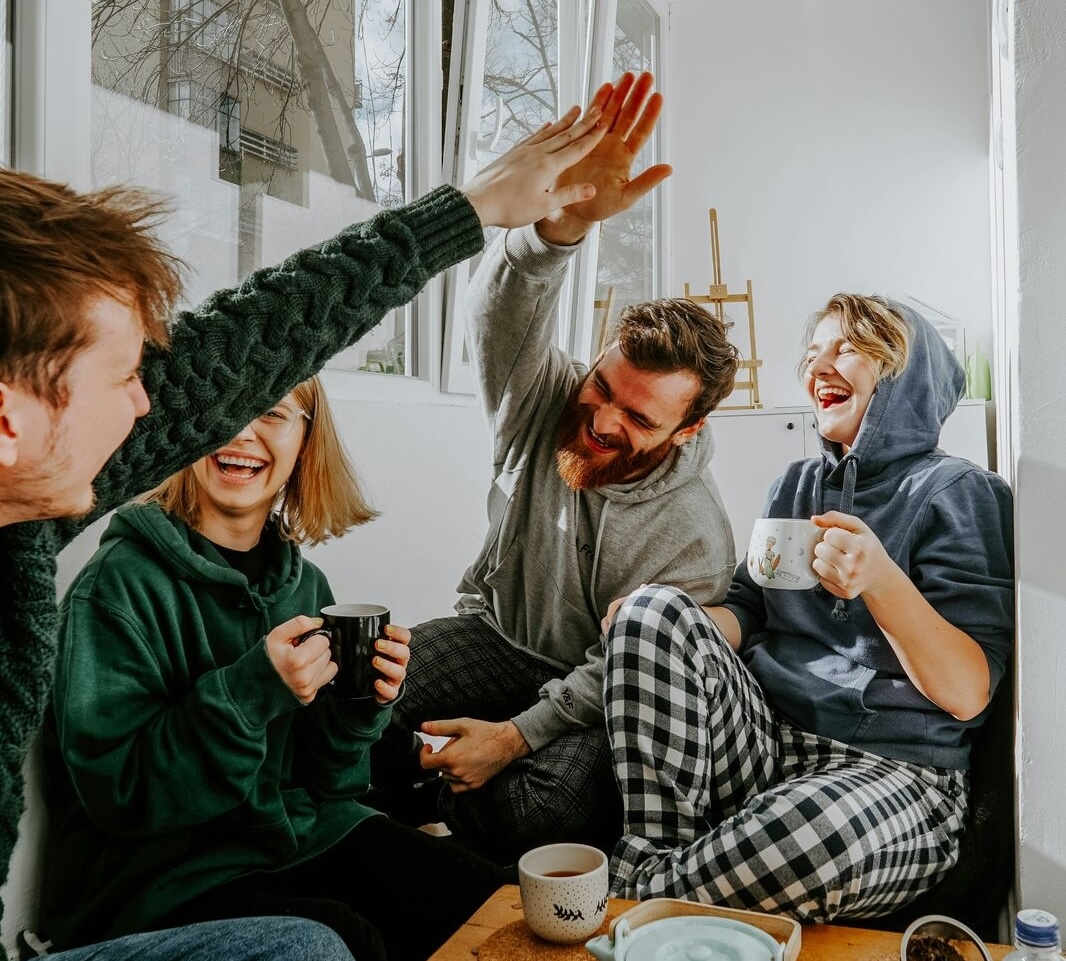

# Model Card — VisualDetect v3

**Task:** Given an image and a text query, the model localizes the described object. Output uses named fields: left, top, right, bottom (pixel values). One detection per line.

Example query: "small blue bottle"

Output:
left=1003, top=909, right=1061, bottom=960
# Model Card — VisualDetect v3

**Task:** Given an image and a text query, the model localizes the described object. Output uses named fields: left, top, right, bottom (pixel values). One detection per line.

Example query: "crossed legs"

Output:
left=604, top=585, right=968, bottom=921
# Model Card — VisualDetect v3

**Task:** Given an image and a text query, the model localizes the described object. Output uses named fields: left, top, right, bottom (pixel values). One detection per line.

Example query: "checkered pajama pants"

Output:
left=604, top=585, right=968, bottom=921
left=385, top=615, right=621, bottom=863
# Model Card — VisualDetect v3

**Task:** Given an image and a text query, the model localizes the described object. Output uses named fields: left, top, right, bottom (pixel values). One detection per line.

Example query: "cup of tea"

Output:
left=746, top=517, right=821, bottom=590
left=518, top=842, right=609, bottom=944
left=310, top=603, right=390, bottom=699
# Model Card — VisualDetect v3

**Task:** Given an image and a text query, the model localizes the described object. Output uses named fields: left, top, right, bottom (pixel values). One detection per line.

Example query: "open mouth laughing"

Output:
left=584, top=423, right=624, bottom=455
left=212, top=453, right=267, bottom=480
left=816, top=385, right=852, bottom=410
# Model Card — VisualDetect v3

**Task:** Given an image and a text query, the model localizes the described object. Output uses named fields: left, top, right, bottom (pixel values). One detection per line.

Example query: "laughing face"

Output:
left=191, top=391, right=308, bottom=537
left=554, top=346, right=703, bottom=490
left=804, top=313, right=881, bottom=450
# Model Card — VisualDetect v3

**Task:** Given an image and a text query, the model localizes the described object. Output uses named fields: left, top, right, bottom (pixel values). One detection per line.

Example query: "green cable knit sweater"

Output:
left=0, top=184, right=483, bottom=911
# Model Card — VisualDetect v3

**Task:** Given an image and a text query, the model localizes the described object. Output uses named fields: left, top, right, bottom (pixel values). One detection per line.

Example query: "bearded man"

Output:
left=369, top=73, right=740, bottom=863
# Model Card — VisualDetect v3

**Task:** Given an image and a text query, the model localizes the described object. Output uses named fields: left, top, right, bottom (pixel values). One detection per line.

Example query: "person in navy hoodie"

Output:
left=600, top=293, right=1014, bottom=921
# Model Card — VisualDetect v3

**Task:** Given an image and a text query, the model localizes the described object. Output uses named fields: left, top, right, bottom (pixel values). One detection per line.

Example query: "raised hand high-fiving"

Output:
left=537, top=71, right=673, bottom=245
left=460, top=100, right=608, bottom=229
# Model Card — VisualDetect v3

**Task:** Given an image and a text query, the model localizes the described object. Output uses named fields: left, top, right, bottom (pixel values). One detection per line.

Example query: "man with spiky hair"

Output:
left=0, top=89, right=610, bottom=960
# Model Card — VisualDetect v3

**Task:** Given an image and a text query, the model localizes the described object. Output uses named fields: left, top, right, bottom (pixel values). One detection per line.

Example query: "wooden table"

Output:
left=429, top=885, right=1012, bottom=960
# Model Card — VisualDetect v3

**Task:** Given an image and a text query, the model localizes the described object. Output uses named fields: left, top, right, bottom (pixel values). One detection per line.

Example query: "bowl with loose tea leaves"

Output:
left=900, top=915, right=993, bottom=961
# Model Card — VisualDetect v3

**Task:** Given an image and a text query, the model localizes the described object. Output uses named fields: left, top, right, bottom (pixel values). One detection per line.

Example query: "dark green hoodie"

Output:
left=0, top=184, right=480, bottom=916
left=42, top=504, right=388, bottom=949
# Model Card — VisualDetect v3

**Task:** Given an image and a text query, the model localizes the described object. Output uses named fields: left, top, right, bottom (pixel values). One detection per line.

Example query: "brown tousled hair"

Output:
left=610, top=298, right=740, bottom=426
left=139, top=376, right=378, bottom=546
left=0, top=168, right=184, bottom=405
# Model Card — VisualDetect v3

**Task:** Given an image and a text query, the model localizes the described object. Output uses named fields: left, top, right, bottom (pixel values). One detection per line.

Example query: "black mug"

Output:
left=308, top=603, right=390, bottom=699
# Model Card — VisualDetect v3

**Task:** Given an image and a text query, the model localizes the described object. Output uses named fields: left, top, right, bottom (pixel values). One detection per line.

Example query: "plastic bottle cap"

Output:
left=1016, top=909, right=1060, bottom=948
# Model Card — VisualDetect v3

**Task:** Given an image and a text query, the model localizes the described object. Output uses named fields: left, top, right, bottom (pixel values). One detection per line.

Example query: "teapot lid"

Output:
left=591, top=915, right=782, bottom=961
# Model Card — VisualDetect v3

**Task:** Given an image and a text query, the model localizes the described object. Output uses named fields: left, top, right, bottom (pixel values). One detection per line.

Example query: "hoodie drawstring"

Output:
left=828, top=457, right=859, bottom=623
left=589, top=497, right=609, bottom=615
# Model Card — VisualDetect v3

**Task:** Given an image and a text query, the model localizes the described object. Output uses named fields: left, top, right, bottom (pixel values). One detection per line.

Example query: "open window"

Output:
left=564, top=0, right=665, bottom=367
left=440, top=0, right=664, bottom=393
left=15, top=0, right=663, bottom=395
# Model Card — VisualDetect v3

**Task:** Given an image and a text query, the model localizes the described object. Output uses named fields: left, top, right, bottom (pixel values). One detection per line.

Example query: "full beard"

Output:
left=553, top=389, right=675, bottom=491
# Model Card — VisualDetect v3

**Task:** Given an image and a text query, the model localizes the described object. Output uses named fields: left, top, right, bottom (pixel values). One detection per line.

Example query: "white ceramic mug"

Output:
left=746, top=518, right=821, bottom=590
left=518, top=842, right=609, bottom=944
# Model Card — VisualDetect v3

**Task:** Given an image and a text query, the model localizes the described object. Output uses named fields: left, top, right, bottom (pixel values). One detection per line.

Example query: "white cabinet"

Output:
left=707, top=400, right=991, bottom=559
left=708, top=411, right=811, bottom=560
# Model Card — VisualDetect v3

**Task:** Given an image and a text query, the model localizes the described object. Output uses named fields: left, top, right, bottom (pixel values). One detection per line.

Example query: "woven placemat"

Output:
left=475, top=915, right=615, bottom=961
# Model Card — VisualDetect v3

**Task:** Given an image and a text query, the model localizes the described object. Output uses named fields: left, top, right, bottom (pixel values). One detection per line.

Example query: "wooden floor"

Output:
left=429, top=884, right=1012, bottom=961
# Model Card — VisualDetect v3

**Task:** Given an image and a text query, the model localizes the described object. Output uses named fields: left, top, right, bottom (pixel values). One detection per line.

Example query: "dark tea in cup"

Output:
left=518, top=842, right=609, bottom=943
left=313, top=603, right=390, bottom=699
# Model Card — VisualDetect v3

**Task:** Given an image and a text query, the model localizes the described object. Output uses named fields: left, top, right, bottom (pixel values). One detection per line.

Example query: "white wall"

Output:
left=302, top=392, right=491, bottom=628
left=1012, top=0, right=1066, bottom=921
left=664, top=0, right=992, bottom=409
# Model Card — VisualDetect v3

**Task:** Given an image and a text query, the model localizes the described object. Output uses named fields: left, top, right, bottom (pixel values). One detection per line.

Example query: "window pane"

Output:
left=475, top=0, right=561, bottom=263
left=440, top=0, right=575, bottom=390
left=482, top=0, right=558, bottom=161
left=595, top=0, right=661, bottom=337
left=90, top=0, right=412, bottom=377
left=353, top=2, right=407, bottom=209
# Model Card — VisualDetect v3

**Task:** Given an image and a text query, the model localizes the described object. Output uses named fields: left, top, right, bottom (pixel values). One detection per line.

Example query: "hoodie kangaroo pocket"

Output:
left=484, top=535, right=590, bottom=624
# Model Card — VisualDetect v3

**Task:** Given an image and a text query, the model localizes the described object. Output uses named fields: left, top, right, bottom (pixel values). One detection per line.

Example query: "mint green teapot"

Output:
left=585, top=899, right=800, bottom=961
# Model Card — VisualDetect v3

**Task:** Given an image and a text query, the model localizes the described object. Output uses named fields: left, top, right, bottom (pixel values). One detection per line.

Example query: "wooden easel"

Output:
left=682, top=208, right=762, bottom=410
left=593, top=286, right=617, bottom=355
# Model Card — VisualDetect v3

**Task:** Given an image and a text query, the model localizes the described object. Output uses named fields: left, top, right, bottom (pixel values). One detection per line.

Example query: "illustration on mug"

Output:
left=755, top=535, right=781, bottom=580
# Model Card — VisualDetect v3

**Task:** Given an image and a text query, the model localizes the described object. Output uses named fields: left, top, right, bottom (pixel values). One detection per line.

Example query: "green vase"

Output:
left=965, top=345, right=992, bottom=400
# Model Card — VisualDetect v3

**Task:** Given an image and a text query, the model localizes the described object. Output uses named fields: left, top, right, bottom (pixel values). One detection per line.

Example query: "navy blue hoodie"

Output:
left=724, top=301, right=1014, bottom=769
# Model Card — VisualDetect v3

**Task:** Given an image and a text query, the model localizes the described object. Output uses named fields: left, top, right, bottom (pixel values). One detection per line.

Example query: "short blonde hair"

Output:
left=799, top=293, right=910, bottom=380
left=139, top=375, right=377, bottom=546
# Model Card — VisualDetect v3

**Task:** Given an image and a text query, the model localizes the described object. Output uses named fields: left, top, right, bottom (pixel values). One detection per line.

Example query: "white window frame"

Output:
left=565, top=0, right=667, bottom=362
left=441, top=0, right=596, bottom=394
left=11, top=0, right=664, bottom=403
left=439, top=0, right=490, bottom=395
left=561, top=0, right=617, bottom=364
left=440, top=0, right=665, bottom=394
left=404, top=1, right=446, bottom=391
left=1, top=0, right=12, bottom=167
left=13, top=0, right=92, bottom=188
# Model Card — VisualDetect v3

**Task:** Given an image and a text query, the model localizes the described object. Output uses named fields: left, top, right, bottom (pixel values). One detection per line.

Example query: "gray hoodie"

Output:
left=724, top=300, right=1014, bottom=769
left=457, top=226, right=736, bottom=751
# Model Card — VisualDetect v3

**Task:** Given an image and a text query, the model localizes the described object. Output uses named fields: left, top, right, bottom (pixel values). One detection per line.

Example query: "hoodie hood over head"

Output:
left=724, top=299, right=1014, bottom=770
left=819, top=298, right=967, bottom=513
